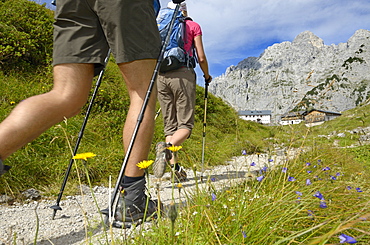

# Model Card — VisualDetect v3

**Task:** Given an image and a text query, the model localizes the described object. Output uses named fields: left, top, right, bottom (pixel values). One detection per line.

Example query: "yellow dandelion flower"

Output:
left=10, top=101, right=15, bottom=105
left=177, top=183, right=183, bottom=188
left=73, top=152, right=96, bottom=161
left=167, top=145, right=182, bottom=152
left=136, top=160, right=154, bottom=170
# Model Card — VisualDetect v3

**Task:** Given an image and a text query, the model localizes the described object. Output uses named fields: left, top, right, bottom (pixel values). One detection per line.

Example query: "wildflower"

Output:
left=241, top=150, right=247, bottom=155
left=211, top=177, right=216, bottom=182
left=306, top=179, right=312, bottom=185
left=306, top=162, right=311, bottom=166
left=346, top=186, right=352, bottom=190
left=307, top=210, right=314, bottom=216
left=256, top=175, right=264, bottom=182
left=288, top=176, right=296, bottom=182
left=211, top=193, right=217, bottom=201
left=313, top=191, right=324, bottom=200
left=268, top=159, right=273, bottom=162
left=356, top=188, right=363, bottom=192
left=10, top=101, right=16, bottom=105
left=282, top=167, right=287, bottom=173
left=322, top=167, right=330, bottom=171
left=336, top=172, right=341, bottom=176
left=136, top=160, right=154, bottom=169
left=319, top=201, right=327, bottom=208
left=330, top=176, right=337, bottom=180
left=338, top=233, right=357, bottom=244
left=177, top=183, right=183, bottom=188
left=73, top=152, right=96, bottom=161
left=242, top=230, right=247, bottom=238
left=307, top=170, right=312, bottom=174
left=262, top=166, right=268, bottom=172
left=250, top=162, right=256, bottom=166
left=167, top=145, right=182, bottom=152
left=295, top=191, right=302, bottom=196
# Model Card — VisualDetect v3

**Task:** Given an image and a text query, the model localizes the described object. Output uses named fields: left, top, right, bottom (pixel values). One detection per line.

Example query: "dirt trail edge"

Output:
left=0, top=153, right=287, bottom=245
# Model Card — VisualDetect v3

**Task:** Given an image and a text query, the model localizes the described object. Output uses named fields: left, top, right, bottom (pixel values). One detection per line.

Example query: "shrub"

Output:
left=0, top=0, right=54, bottom=72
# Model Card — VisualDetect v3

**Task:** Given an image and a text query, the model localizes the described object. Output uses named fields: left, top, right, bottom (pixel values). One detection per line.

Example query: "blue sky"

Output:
left=33, top=0, right=370, bottom=85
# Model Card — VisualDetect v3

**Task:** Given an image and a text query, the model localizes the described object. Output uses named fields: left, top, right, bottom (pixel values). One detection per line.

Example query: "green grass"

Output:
left=1, top=60, right=370, bottom=244
left=0, top=60, right=270, bottom=196
left=138, top=123, right=370, bottom=244
left=1, top=2, right=369, bottom=243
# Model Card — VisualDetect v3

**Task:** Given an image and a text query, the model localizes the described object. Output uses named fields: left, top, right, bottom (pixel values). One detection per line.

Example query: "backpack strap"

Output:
left=182, top=19, right=198, bottom=69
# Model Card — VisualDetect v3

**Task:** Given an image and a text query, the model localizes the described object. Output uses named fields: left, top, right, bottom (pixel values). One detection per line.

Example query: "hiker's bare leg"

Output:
left=119, top=59, right=156, bottom=177
left=165, top=128, right=191, bottom=165
left=0, top=64, right=94, bottom=160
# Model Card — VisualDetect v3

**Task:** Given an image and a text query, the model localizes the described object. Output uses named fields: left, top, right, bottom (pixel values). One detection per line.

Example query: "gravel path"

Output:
left=0, top=154, right=286, bottom=245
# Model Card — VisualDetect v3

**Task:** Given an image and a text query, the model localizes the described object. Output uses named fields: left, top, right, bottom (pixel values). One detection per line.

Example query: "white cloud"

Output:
left=160, top=0, right=370, bottom=77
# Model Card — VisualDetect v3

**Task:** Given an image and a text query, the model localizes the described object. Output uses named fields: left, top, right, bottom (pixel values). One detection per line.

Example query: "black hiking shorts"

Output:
left=52, top=0, right=161, bottom=76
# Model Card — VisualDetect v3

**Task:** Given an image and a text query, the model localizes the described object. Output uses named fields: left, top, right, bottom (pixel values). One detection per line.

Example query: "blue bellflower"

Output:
left=319, top=201, right=327, bottom=208
left=211, top=193, right=216, bottom=201
left=256, top=175, right=264, bottom=182
left=313, top=191, right=324, bottom=200
left=288, top=176, right=296, bottom=181
left=338, top=233, right=357, bottom=243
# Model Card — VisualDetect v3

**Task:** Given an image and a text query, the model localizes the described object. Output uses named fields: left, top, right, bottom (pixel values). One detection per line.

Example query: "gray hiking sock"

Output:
left=121, top=175, right=145, bottom=187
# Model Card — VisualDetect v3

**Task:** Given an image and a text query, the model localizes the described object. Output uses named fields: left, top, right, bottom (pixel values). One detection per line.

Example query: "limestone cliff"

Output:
left=209, top=29, right=370, bottom=122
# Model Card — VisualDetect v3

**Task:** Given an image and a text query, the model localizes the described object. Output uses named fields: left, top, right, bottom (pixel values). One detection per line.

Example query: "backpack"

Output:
left=157, top=8, right=196, bottom=72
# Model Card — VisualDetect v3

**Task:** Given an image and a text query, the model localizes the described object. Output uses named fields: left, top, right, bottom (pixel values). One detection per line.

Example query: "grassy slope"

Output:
left=0, top=60, right=272, bottom=196
left=141, top=102, right=370, bottom=245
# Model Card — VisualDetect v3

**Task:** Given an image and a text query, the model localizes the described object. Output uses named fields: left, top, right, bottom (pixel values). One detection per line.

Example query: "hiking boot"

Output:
left=0, top=159, right=11, bottom=177
left=171, top=164, right=187, bottom=183
left=115, top=178, right=162, bottom=224
left=153, top=142, right=172, bottom=178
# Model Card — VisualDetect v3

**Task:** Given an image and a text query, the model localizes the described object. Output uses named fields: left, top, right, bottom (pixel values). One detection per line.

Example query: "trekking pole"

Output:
left=50, top=49, right=111, bottom=220
left=200, top=80, right=210, bottom=182
left=103, top=3, right=182, bottom=227
left=154, top=107, right=161, bottom=120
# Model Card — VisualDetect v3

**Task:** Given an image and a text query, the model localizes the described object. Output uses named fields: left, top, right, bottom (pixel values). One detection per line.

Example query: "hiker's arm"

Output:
left=194, top=35, right=212, bottom=83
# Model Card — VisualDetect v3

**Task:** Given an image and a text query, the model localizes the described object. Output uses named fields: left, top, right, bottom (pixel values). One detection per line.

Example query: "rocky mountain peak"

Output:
left=292, top=30, right=324, bottom=48
left=209, top=29, right=370, bottom=123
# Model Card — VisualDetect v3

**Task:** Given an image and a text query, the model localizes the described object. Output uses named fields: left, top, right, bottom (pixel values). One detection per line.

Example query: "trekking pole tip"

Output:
left=50, top=205, right=62, bottom=220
